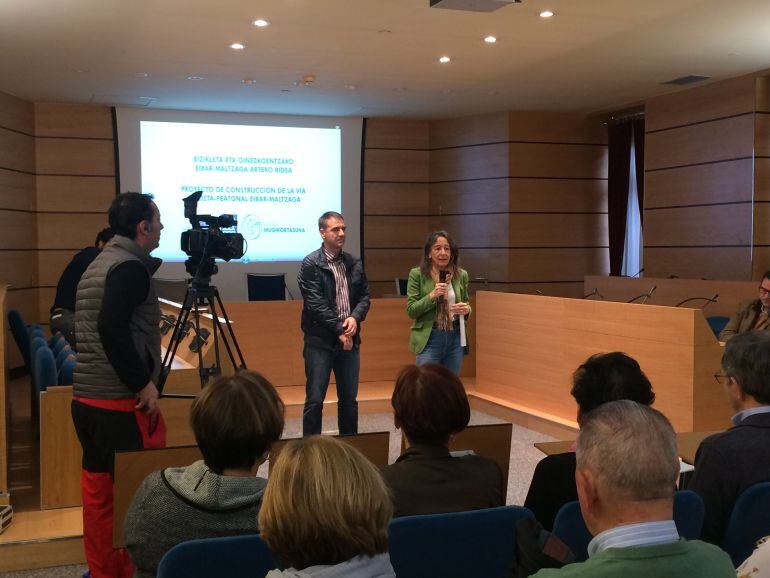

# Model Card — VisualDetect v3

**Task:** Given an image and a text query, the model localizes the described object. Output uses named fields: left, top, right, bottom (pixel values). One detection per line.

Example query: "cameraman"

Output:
left=49, top=227, right=114, bottom=347
left=71, top=192, right=166, bottom=578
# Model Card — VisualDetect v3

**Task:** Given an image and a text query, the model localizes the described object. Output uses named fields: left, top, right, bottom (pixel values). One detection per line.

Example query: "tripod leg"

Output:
left=212, top=288, right=247, bottom=369
left=158, top=287, right=194, bottom=392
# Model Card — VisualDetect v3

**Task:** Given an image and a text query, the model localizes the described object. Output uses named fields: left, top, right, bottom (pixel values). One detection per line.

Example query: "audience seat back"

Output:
left=553, top=491, right=705, bottom=562
left=8, top=309, right=31, bottom=369
left=58, top=355, right=76, bottom=386
left=388, top=505, right=534, bottom=578
left=722, top=482, right=770, bottom=566
left=34, top=345, right=58, bottom=393
left=156, top=534, right=277, bottom=578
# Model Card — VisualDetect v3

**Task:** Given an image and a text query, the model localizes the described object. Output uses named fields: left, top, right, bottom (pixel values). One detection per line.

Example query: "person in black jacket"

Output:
left=49, top=227, right=114, bottom=346
left=298, top=211, right=370, bottom=436
left=688, top=331, right=770, bottom=543
left=523, top=352, right=655, bottom=531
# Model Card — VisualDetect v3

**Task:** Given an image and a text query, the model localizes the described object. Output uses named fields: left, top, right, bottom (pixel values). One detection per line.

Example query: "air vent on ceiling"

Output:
left=661, top=75, right=711, bottom=86
left=430, top=0, right=521, bottom=12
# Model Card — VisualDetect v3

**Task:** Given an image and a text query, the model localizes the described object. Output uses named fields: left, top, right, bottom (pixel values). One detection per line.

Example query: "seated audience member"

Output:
left=719, top=272, right=770, bottom=341
left=50, top=227, right=114, bottom=346
left=532, top=401, right=734, bottom=578
left=124, top=371, right=285, bottom=578
left=260, top=436, right=396, bottom=577
left=380, top=363, right=503, bottom=517
left=524, top=352, right=655, bottom=530
left=688, top=330, right=770, bottom=544
left=737, top=537, right=770, bottom=577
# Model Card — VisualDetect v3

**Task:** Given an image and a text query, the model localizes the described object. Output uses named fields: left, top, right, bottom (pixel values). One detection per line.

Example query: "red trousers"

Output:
left=72, top=397, right=166, bottom=578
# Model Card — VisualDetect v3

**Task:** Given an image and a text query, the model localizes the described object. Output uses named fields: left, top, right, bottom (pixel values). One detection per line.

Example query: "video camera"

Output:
left=181, top=191, right=245, bottom=283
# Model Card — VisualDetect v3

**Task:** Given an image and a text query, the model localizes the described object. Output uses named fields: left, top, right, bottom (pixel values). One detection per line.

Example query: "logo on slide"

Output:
left=240, top=214, right=262, bottom=240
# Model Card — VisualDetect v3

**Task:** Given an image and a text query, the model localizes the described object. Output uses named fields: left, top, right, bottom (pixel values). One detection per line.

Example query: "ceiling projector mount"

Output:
left=430, top=0, right=521, bottom=12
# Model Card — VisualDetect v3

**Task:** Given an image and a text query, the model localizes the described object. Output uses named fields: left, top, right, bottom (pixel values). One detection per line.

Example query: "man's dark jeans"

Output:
left=302, top=343, right=360, bottom=436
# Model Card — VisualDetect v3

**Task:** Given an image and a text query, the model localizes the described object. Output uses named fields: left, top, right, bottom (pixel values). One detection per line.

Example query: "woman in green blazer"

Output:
left=406, top=230, right=471, bottom=375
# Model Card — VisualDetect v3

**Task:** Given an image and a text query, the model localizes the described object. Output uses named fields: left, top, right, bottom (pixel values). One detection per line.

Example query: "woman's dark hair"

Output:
left=570, top=352, right=655, bottom=425
left=419, top=230, right=460, bottom=277
left=190, top=371, right=285, bottom=473
left=392, top=363, right=470, bottom=445
left=108, top=192, right=155, bottom=239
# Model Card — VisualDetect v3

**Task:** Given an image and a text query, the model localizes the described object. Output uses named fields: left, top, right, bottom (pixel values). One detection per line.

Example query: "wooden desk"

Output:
left=584, top=276, right=756, bottom=320
left=476, top=291, right=732, bottom=432
left=535, top=430, right=720, bottom=464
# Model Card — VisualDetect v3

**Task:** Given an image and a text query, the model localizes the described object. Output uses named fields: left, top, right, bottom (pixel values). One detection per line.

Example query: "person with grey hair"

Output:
left=532, top=401, right=734, bottom=577
left=688, top=330, right=770, bottom=543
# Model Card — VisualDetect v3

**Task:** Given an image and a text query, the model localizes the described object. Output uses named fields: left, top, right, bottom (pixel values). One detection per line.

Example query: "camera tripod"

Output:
left=158, top=278, right=247, bottom=395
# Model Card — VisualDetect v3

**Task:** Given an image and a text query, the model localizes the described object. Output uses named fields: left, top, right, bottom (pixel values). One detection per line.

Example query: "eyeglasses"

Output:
left=759, top=286, right=770, bottom=296
left=713, top=373, right=730, bottom=386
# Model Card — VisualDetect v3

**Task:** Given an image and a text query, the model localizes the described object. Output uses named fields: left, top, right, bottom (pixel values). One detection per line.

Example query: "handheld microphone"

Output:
left=437, top=269, right=448, bottom=304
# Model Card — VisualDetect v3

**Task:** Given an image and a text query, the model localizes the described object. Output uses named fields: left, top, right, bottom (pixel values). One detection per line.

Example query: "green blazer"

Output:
left=406, top=267, right=471, bottom=354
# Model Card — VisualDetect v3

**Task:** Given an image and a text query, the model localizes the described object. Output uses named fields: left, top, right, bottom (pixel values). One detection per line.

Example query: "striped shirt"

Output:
left=323, top=246, right=351, bottom=321
left=587, top=520, right=680, bottom=558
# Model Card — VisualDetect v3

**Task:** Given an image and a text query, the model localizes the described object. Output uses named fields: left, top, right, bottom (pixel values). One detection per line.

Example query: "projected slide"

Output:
left=140, top=121, right=341, bottom=262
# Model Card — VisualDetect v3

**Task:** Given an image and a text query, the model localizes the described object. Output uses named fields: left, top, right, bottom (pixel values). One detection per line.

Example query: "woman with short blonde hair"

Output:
left=260, top=436, right=395, bottom=577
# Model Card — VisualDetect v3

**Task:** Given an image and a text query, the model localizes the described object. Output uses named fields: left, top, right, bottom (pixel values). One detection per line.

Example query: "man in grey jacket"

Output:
left=71, top=192, right=165, bottom=578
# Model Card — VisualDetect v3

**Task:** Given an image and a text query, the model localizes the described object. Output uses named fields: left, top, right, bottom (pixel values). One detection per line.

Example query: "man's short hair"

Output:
left=722, top=331, right=770, bottom=404
left=577, top=400, right=678, bottom=501
left=258, top=436, right=392, bottom=569
left=108, top=192, right=155, bottom=239
left=189, top=371, right=285, bottom=473
left=94, top=227, right=115, bottom=247
left=763, top=270, right=770, bottom=282
left=571, top=352, right=655, bottom=423
left=392, top=363, right=470, bottom=445
left=318, top=211, right=344, bottom=231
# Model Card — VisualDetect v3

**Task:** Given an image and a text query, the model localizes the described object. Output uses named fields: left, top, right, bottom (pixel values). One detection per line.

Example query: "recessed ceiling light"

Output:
left=187, top=75, right=204, bottom=81
left=281, top=89, right=291, bottom=93
left=230, top=43, right=246, bottom=50
left=378, top=29, right=392, bottom=34
left=252, top=19, right=270, bottom=27
left=345, top=84, right=357, bottom=91
left=484, top=35, right=497, bottom=44
left=241, top=78, right=257, bottom=85
left=539, top=10, right=554, bottom=18
left=134, top=72, right=149, bottom=78
left=439, top=56, right=451, bottom=64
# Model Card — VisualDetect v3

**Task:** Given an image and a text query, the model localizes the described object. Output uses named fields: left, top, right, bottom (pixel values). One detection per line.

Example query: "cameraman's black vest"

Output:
left=73, top=235, right=162, bottom=399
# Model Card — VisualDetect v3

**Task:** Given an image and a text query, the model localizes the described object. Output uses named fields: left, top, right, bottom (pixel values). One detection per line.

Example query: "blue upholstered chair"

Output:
left=553, top=491, right=705, bottom=562
left=51, top=332, right=67, bottom=356
left=58, top=355, right=76, bottom=385
left=55, top=345, right=74, bottom=370
left=156, top=534, right=277, bottom=578
left=706, top=315, right=730, bottom=339
left=33, top=345, right=58, bottom=394
left=388, top=506, right=534, bottom=578
left=722, top=482, right=770, bottom=566
left=8, top=309, right=31, bottom=370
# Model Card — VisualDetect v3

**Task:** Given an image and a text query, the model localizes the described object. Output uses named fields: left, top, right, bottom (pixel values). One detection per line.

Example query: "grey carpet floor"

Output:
left=2, top=409, right=555, bottom=577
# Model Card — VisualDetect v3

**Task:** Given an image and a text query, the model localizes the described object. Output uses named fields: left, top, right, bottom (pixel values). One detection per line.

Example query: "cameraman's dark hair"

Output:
left=318, top=211, right=344, bottom=231
left=94, top=227, right=115, bottom=247
left=722, top=331, right=770, bottom=404
left=108, top=192, right=155, bottom=239
left=571, top=352, right=655, bottom=425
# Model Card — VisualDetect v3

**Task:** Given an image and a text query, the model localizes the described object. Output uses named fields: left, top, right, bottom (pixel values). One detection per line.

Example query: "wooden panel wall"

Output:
left=428, top=111, right=608, bottom=297
left=0, top=94, right=114, bottom=368
left=754, top=77, right=770, bottom=278
left=0, top=92, right=37, bottom=367
left=363, top=118, right=430, bottom=297
left=34, top=103, right=114, bottom=325
left=644, top=75, right=757, bottom=279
